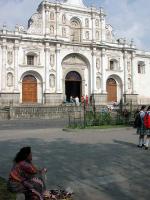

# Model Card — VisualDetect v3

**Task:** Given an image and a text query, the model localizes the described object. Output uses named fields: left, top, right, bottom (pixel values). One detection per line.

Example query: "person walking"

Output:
left=144, top=106, right=150, bottom=150
left=137, top=105, right=146, bottom=148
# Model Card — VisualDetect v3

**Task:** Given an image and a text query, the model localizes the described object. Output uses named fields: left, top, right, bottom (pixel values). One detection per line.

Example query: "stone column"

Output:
left=14, top=41, right=19, bottom=92
left=100, top=8, right=106, bottom=42
left=45, top=5, right=49, bottom=35
left=56, top=44, right=62, bottom=93
left=1, top=41, right=7, bottom=92
left=55, top=4, right=60, bottom=40
left=44, top=43, right=50, bottom=93
left=101, top=48, right=107, bottom=93
left=91, top=7, right=96, bottom=43
left=123, top=51, right=128, bottom=95
left=131, top=51, right=136, bottom=94
left=91, top=48, right=97, bottom=93
left=42, top=1, right=46, bottom=35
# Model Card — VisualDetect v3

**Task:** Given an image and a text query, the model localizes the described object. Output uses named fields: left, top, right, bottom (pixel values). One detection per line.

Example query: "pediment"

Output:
left=62, top=55, right=86, bottom=66
left=7, top=67, right=14, bottom=71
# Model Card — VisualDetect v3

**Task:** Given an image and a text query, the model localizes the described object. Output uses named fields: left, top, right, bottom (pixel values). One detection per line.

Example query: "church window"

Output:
left=85, top=18, right=89, bottom=28
left=138, top=61, right=145, bottom=74
left=7, top=72, right=13, bottom=87
left=70, top=18, right=81, bottom=42
left=110, top=59, right=118, bottom=70
left=27, top=55, right=34, bottom=65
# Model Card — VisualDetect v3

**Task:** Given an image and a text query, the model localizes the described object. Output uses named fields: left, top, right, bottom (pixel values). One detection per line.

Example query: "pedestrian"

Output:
left=137, top=105, right=146, bottom=148
left=144, top=106, right=150, bottom=150
left=75, top=96, right=80, bottom=106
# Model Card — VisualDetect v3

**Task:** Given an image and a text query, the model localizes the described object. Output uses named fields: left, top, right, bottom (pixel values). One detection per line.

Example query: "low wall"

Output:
left=9, top=105, right=83, bottom=120
left=0, top=110, right=10, bottom=120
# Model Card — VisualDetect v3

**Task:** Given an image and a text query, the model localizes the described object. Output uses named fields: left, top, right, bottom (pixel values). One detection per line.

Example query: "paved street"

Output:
left=0, top=120, right=149, bottom=200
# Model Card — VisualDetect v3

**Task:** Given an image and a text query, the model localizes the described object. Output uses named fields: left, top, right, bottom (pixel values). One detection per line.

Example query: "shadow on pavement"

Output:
left=0, top=138, right=150, bottom=200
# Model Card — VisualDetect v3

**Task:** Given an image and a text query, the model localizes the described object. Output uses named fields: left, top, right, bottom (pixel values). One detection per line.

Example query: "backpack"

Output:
left=134, top=113, right=142, bottom=128
left=143, top=112, right=150, bottom=128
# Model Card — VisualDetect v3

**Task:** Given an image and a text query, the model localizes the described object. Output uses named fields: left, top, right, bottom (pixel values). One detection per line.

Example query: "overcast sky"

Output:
left=0, top=0, right=149, bottom=51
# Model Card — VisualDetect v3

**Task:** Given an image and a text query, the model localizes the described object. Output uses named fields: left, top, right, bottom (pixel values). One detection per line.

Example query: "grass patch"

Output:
left=85, top=124, right=128, bottom=129
left=0, top=177, right=16, bottom=200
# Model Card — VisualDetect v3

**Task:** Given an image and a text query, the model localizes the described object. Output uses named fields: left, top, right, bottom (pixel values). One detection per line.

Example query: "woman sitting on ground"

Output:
left=7, top=146, right=51, bottom=200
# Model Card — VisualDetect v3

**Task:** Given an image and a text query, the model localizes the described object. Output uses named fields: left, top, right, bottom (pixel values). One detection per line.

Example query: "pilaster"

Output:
left=13, top=40, right=19, bottom=92
left=91, top=7, right=96, bottom=43
left=44, top=42, right=50, bottom=93
left=56, top=44, right=62, bottom=93
left=101, top=48, right=107, bottom=93
left=123, top=50, right=128, bottom=94
left=1, top=40, right=7, bottom=92
left=100, top=8, right=106, bottom=42
left=131, top=51, right=136, bottom=94
left=91, top=48, right=97, bottom=93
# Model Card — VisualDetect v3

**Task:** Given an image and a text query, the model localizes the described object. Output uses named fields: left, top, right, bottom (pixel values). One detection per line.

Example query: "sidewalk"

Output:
left=0, top=125, right=149, bottom=200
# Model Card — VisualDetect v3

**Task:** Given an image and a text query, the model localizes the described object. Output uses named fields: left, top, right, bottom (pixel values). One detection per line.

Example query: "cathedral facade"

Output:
left=0, top=0, right=150, bottom=106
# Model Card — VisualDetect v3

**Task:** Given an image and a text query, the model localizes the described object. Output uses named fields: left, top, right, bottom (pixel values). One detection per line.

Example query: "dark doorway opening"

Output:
left=65, top=71, right=82, bottom=102
left=65, top=81, right=81, bottom=102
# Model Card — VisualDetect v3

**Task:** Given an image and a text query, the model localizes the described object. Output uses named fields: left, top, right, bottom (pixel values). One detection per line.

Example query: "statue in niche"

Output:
left=62, top=14, right=66, bottom=24
left=85, top=18, right=89, bottom=27
left=127, top=61, right=131, bottom=72
left=96, top=31, right=99, bottom=40
left=96, top=58, right=100, bottom=70
left=50, top=54, right=55, bottom=66
left=50, top=25, right=54, bottom=35
left=128, top=78, right=131, bottom=89
left=7, top=72, right=13, bottom=87
left=96, top=77, right=101, bottom=89
left=62, top=27, right=66, bottom=37
left=95, top=19, right=99, bottom=27
left=50, top=12, right=54, bottom=20
left=50, top=74, right=55, bottom=88
left=85, top=31, right=89, bottom=40
left=7, top=51, right=13, bottom=65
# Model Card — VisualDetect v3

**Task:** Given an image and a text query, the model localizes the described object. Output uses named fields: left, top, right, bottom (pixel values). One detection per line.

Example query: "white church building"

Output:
left=0, top=0, right=150, bottom=106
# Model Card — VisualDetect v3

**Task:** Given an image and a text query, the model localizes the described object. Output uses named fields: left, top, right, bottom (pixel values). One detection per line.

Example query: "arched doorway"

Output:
left=107, top=78, right=117, bottom=102
left=65, top=71, right=81, bottom=102
left=22, top=75, right=37, bottom=103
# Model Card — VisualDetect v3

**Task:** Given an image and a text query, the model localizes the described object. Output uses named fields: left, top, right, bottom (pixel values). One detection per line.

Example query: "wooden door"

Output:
left=22, top=75, right=37, bottom=103
left=107, top=78, right=117, bottom=102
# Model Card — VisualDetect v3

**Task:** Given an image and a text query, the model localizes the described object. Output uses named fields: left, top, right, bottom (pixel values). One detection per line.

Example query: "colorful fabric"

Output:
left=8, top=160, right=45, bottom=200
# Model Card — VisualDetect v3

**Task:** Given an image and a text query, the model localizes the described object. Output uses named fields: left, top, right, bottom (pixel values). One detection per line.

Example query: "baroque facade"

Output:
left=0, top=0, right=150, bottom=106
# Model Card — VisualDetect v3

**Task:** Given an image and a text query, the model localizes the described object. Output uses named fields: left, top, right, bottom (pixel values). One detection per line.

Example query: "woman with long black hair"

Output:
left=7, top=146, right=48, bottom=200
